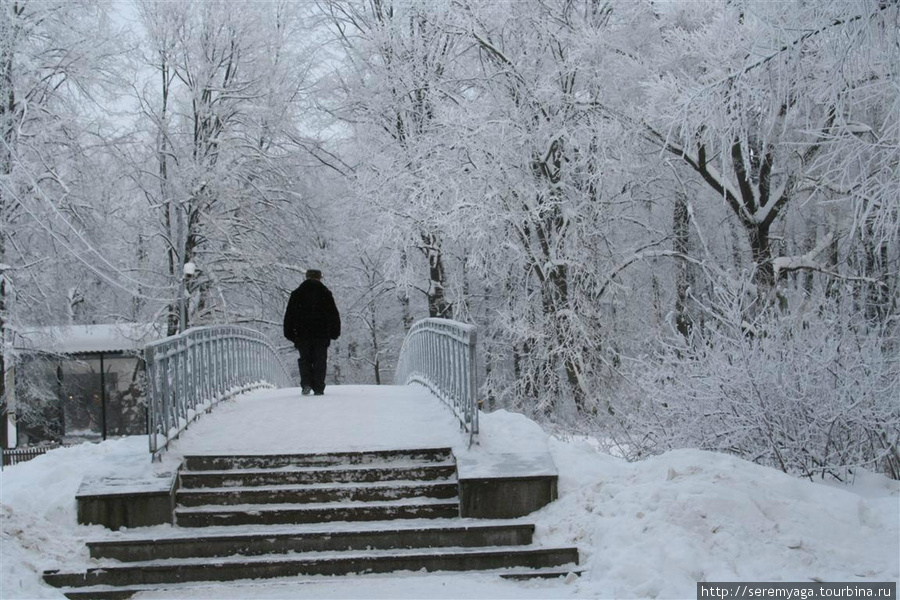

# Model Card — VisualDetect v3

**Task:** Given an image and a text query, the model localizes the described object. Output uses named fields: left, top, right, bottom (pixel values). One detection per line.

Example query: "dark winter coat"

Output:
left=283, top=279, right=341, bottom=345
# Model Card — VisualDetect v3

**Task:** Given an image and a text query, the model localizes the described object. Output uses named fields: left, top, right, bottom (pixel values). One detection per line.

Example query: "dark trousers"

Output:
left=296, top=338, right=329, bottom=394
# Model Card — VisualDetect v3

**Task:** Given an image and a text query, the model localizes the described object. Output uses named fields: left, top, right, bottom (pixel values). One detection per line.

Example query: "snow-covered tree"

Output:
left=1, top=0, right=122, bottom=445
left=133, top=0, right=324, bottom=335
left=321, top=0, right=470, bottom=320
left=613, top=0, right=898, bottom=306
left=595, top=0, right=900, bottom=478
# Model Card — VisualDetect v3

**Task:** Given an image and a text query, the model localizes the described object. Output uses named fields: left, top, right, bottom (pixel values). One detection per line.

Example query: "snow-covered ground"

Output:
left=1, top=385, right=898, bottom=599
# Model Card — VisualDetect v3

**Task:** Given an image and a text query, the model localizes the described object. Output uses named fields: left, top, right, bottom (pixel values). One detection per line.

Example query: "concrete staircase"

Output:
left=43, top=447, right=579, bottom=599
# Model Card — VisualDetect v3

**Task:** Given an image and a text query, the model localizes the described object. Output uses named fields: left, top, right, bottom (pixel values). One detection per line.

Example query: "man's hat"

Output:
left=306, top=269, right=323, bottom=280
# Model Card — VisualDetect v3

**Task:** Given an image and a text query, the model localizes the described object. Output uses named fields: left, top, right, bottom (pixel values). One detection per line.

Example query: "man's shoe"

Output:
left=302, top=386, right=312, bottom=396
left=313, top=391, right=324, bottom=396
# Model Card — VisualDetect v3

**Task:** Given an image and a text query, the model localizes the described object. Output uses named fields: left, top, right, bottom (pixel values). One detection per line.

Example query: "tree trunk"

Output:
left=131, top=235, right=147, bottom=320
left=673, top=192, right=693, bottom=337
left=749, top=222, right=775, bottom=291
left=398, top=250, right=414, bottom=330
left=545, top=264, right=585, bottom=414
left=156, top=55, right=180, bottom=336
left=369, top=299, right=381, bottom=384
left=0, top=268, right=7, bottom=449
left=1, top=10, right=17, bottom=449
left=864, top=221, right=890, bottom=322
left=421, top=232, right=451, bottom=318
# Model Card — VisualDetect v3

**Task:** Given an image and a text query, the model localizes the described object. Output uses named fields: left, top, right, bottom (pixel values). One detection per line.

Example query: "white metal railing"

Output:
left=395, top=318, right=479, bottom=444
left=144, top=325, right=291, bottom=458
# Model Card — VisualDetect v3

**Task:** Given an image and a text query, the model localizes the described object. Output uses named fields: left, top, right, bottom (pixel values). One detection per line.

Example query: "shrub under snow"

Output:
left=615, top=300, right=899, bottom=481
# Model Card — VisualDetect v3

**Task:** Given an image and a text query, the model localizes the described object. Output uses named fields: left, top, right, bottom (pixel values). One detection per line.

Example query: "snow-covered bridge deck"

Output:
left=166, top=384, right=466, bottom=459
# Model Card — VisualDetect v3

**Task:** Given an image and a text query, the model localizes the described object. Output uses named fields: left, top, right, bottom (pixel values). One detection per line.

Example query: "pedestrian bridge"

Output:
left=75, top=319, right=561, bottom=529
left=142, top=319, right=480, bottom=459
left=49, top=321, right=578, bottom=597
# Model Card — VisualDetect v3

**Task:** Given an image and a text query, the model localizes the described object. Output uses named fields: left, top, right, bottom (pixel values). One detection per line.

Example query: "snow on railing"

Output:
left=144, top=325, right=291, bottom=459
left=395, top=318, right=479, bottom=445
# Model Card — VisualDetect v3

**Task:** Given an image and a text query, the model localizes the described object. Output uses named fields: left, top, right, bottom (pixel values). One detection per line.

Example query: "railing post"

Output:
left=161, top=353, right=171, bottom=443
left=467, top=327, right=478, bottom=435
left=145, top=345, right=160, bottom=455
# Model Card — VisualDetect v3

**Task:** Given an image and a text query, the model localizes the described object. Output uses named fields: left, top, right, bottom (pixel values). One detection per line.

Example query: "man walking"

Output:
left=283, top=269, right=341, bottom=396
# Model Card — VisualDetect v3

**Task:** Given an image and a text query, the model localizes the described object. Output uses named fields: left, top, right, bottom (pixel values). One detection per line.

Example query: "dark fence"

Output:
left=1, top=445, right=72, bottom=467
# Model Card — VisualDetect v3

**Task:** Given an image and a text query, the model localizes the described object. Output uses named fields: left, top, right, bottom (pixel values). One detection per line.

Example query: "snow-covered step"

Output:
left=56, top=564, right=583, bottom=600
left=44, top=545, right=580, bottom=591
left=174, top=497, right=461, bottom=527
left=45, top=446, right=579, bottom=598
left=177, top=460, right=457, bottom=488
left=88, top=522, right=536, bottom=561
left=176, top=478, right=457, bottom=506
left=182, top=447, right=454, bottom=471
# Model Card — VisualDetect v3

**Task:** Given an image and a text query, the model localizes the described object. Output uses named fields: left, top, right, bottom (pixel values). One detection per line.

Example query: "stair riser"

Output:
left=62, top=591, right=134, bottom=600
left=176, top=482, right=457, bottom=506
left=175, top=503, right=459, bottom=527
left=46, top=548, right=579, bottom=588
left=184, top=449, right=454, bottom=471
left=179, top=466, right=457, bottom=489
left=89, top=525, right=535, bottom=562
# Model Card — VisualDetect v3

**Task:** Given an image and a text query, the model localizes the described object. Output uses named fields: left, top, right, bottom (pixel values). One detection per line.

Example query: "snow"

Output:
left=1, top=384, right=898, bottom=599
left=13, top=323, right=165, bottom=354
left=772, top=232, right=835, bottom=280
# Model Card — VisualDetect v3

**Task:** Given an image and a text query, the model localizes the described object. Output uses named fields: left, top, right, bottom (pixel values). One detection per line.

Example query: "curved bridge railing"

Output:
left=395, top=318, right=479, bottom=444
left=144, top=325, right=291, bottom=458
